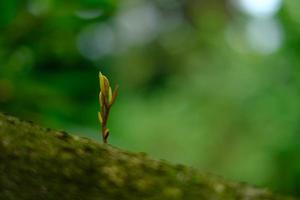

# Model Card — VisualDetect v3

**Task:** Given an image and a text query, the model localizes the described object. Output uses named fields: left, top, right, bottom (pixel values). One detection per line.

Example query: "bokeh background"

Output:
left=1, top=0, right=300, bottom=196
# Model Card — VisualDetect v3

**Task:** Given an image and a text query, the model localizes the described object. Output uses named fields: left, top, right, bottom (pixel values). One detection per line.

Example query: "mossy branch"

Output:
left=0, top=113, right=297, bottom=200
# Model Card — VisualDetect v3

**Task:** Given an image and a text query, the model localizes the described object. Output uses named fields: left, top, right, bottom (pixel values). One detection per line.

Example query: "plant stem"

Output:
left=101, top=107, right=111, bottom=144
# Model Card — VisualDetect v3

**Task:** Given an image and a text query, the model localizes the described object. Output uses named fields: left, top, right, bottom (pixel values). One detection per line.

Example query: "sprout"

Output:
left=98, top=72, right=119, bottom=144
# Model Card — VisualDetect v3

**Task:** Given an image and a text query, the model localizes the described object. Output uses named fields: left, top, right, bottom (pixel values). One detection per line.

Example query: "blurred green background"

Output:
left=1, top=0, right=300, bottom=196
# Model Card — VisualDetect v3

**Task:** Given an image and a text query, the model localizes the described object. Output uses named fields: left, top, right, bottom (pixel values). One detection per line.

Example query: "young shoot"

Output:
left=98, top=72, right=119, bottom=144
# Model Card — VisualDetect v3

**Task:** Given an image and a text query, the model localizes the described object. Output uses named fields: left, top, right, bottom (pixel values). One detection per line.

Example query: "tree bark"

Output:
left=0, top=113, right=296, bottom=200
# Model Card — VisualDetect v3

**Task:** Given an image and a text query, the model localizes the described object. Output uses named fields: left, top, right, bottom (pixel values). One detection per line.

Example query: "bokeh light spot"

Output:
left=76, top=23, right=115, bottom=60
left=235, top=0, right=282, bottom=18
left=114, top=3, right=159, bottom=46
left=246, top=18, right=283, bottom=54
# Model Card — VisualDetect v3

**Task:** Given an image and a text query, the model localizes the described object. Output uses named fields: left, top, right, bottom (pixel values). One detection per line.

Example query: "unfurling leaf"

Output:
left=98, top=112, right=103, bottom=124
left=99, top=72, right=105, bottom=92
left=103, top=75, right=110, bottom=95
left=110, top=85, right=119, bottom=106
left=99, top=92, right=102, bottom=106
left=108, top=86, right=112, bottom=103
left=101, top=89, right=108, bottom=108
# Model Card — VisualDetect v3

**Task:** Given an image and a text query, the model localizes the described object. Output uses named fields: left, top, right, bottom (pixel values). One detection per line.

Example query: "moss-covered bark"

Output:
left=0, top=113, right=296, bottom=200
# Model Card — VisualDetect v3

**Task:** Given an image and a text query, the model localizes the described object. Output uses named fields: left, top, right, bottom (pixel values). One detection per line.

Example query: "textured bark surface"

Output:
left=0, top=113, right=296, bottom=200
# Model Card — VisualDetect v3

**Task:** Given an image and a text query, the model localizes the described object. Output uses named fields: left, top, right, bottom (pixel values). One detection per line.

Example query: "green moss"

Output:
left=0, top=113, right=297, bottom=200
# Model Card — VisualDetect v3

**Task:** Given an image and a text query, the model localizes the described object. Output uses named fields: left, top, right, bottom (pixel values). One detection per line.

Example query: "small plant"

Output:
left=98, top=72, right=119, bottom=144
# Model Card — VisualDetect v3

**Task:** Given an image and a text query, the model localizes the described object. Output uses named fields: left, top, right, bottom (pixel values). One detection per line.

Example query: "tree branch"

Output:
left=0, top=113, right=296, bottom=200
